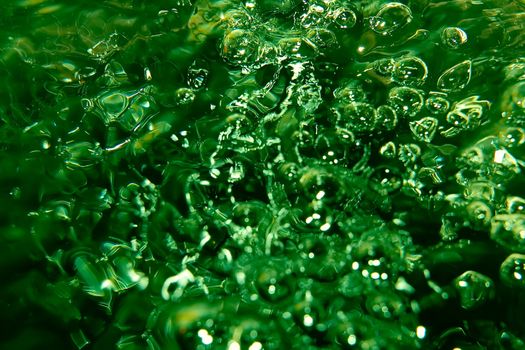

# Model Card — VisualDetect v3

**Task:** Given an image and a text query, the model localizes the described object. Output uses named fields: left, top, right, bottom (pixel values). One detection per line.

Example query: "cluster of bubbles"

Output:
left=2, top=0, right=525, bottom=349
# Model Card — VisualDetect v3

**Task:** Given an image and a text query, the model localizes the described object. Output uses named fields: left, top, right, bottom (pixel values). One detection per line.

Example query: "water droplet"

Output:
left=441, top=27, right=468, bottom=49
left=392, top=56, right=428, bottom=86
left=369, top=166, right=402, bottom=194
left=506, top=196, right=525, bottom=214
left=369, top=2, right=413, bottom=35
left=466, top=200, right=493, bottom=229
left=491, top=214, right=525, bottom=253
left=388, top=86, right=424, bottom=117
left=336, top=102, right=377, bottom=132
left=376, top=105, right=398, bottom=131
left=500, top=253, right=525, bottom=288
left=425, top=93, right=450, bottom=115
left=379, top=141, right=397, bottom=159
left=330, top=7, right=357, bottom=29
left=221, top=29, right=260, bottom=66
left=409, top=117, right=438, bottom=143
left=175, top=88, right=195, bottom=105
left=499, top=127, right=525, bottom=148
left=437, top=60, right=472, bottom=92
left=454, top=271, right=494, bottom=309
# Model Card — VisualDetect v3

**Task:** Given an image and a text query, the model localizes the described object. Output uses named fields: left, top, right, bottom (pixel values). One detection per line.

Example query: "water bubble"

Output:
left=365, top=291, right=406, bottom=319
left=175, top=88, right=196, bottom=105
left=506, top=196, right=525, bottom=214
left=500, top=253, right=525, bottom=288
left=376, top=105, right=398, bottom=131
left=221, top=29, right=260, bottom=66
left=409, top=117, right=438, bottom=143
left=466, top=200, right=493, bottom=229
left=490, top=214, right=525, bottom=253
left=333, top=80, right=367, bottom=103
left=437, top=60, right=472, bottom=92
left=330, top=7, right=357, bottom=29
left=336, top=102, right=377, bottom=132
left=388, top=86, right=424, bottom=118
left=425, top=93, right=450, bottom=115
left=441, top=27, right=468, bottom=49
left=499, top=127, right=525, bottom=148
left=98, top=91, right=129, bottom=119
left=300, top=4, right=327, bottom=28
left=369, top=2, right=413, bottom=36
left=369, top=166, right=403, bottom=194
left=379, top=141, right=397, bottom=159
left=305, top=28, right=338, bottom=50
left=454, top=271, right=494, bottom=309
left=398, top=143, right=421, bottom=165
left=392, top=56, right=428, bottom=87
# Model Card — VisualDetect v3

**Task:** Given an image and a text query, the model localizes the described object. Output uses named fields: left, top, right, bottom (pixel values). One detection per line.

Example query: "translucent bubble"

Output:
left=330, top=7, right=357, bottom=29
left=392, top=56, right=428, bottom=86
left=369, top=166, right=402, bottom=194
left=437, top=60, right=472, bottom=92
left=500, top=253, right=525, bottom=288
left=506, top=196, right=525, bottom=214
left=499, top=127, right=525, bottom=148
left=221, top=29, right=260, bottom=66
left=98, top=91, right=129, bottom=119
left=454, top=271, right=494, bottom=309
left=388, top=86, right=424, bottom=118
left=425, top=93, right=450, bottom=115
left=398, top=143, right=421, bottom=165
left=369, top=2, right=413, bottom=35
left=466, top=200, right=493, bottom=229
left=365, top=291, right=406, bottom=319
left=441, top=27, right=468, bottom=49
left=300, top=4, right=327, bottom=28
left=175, top=88, right=195, bottom=105
left=376, top=105, right=398, bottom=131
left=490, top=214, right=525, bottom=253
left=333, top=80, right=367, bottom=103
left=337, top=102, right=377, bottom=132
left=314, top=128, right=355, bottom=165
left=409, top=117, right=438, bottom=143
left=379, top=141, right=397, bottom=159
left=305, top=28, right=338, bottom=50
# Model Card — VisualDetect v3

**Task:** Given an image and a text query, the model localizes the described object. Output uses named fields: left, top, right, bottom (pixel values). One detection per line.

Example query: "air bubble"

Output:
left=425, top=93, right=450, bottom=115
left=490, top=214, right=525, bottom=253
left=392, top=56, right=428, bottom=87
left=388, top=86, right=424, bottom=118
left=454, top=271, right=494, bottom=309
left=221, top=29, right=260, bottom=66
left=409, top=117, right=438, bottom=143
left=330, top=7, right=357, bottom=29
left=500, top=254, right=525, bottom=288
left=441, top=27, right=468, bottom=49
left=369, top=2, right=413, bottom=36
left=437, top=60, right=472, bottom=92
left=376, top=105, right=398, bottom=131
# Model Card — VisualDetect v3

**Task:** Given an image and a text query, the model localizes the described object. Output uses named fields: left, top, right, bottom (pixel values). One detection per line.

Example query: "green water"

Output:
left=1, top=0, right=525, bottom=349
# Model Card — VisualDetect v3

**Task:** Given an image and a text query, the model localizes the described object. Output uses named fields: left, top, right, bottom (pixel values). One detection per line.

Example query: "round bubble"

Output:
left=437, top=60, right=472, bottom=92
left=454, top=271, right=494, bottom=309
left=369, top=2, right=413, bottom=35
left=221, top=29, right=260, bottom=66
left=409, top=117, right=438, bottom=143
left=330, top=7, right=357, bottom=29
left=425, top=93, right=450, bottom=115
left=340, top=102, right=377, bottom=132
left=376, top=105, right=398, bottom=131
left=441, top=27, right=468, bottom=49
left=500, top=253, right=525, bottom=288
left=388, top=86, right=424, bottom=117
left=392, top=56, right=428, bottom=86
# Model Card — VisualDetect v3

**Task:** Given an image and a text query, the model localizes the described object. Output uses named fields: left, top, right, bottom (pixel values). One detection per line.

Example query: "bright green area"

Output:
left=1, top=0, right=525, bottom=349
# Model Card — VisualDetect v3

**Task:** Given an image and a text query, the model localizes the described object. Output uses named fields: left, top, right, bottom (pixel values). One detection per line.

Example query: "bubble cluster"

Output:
left=2, top=0, right=525, bottom=349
